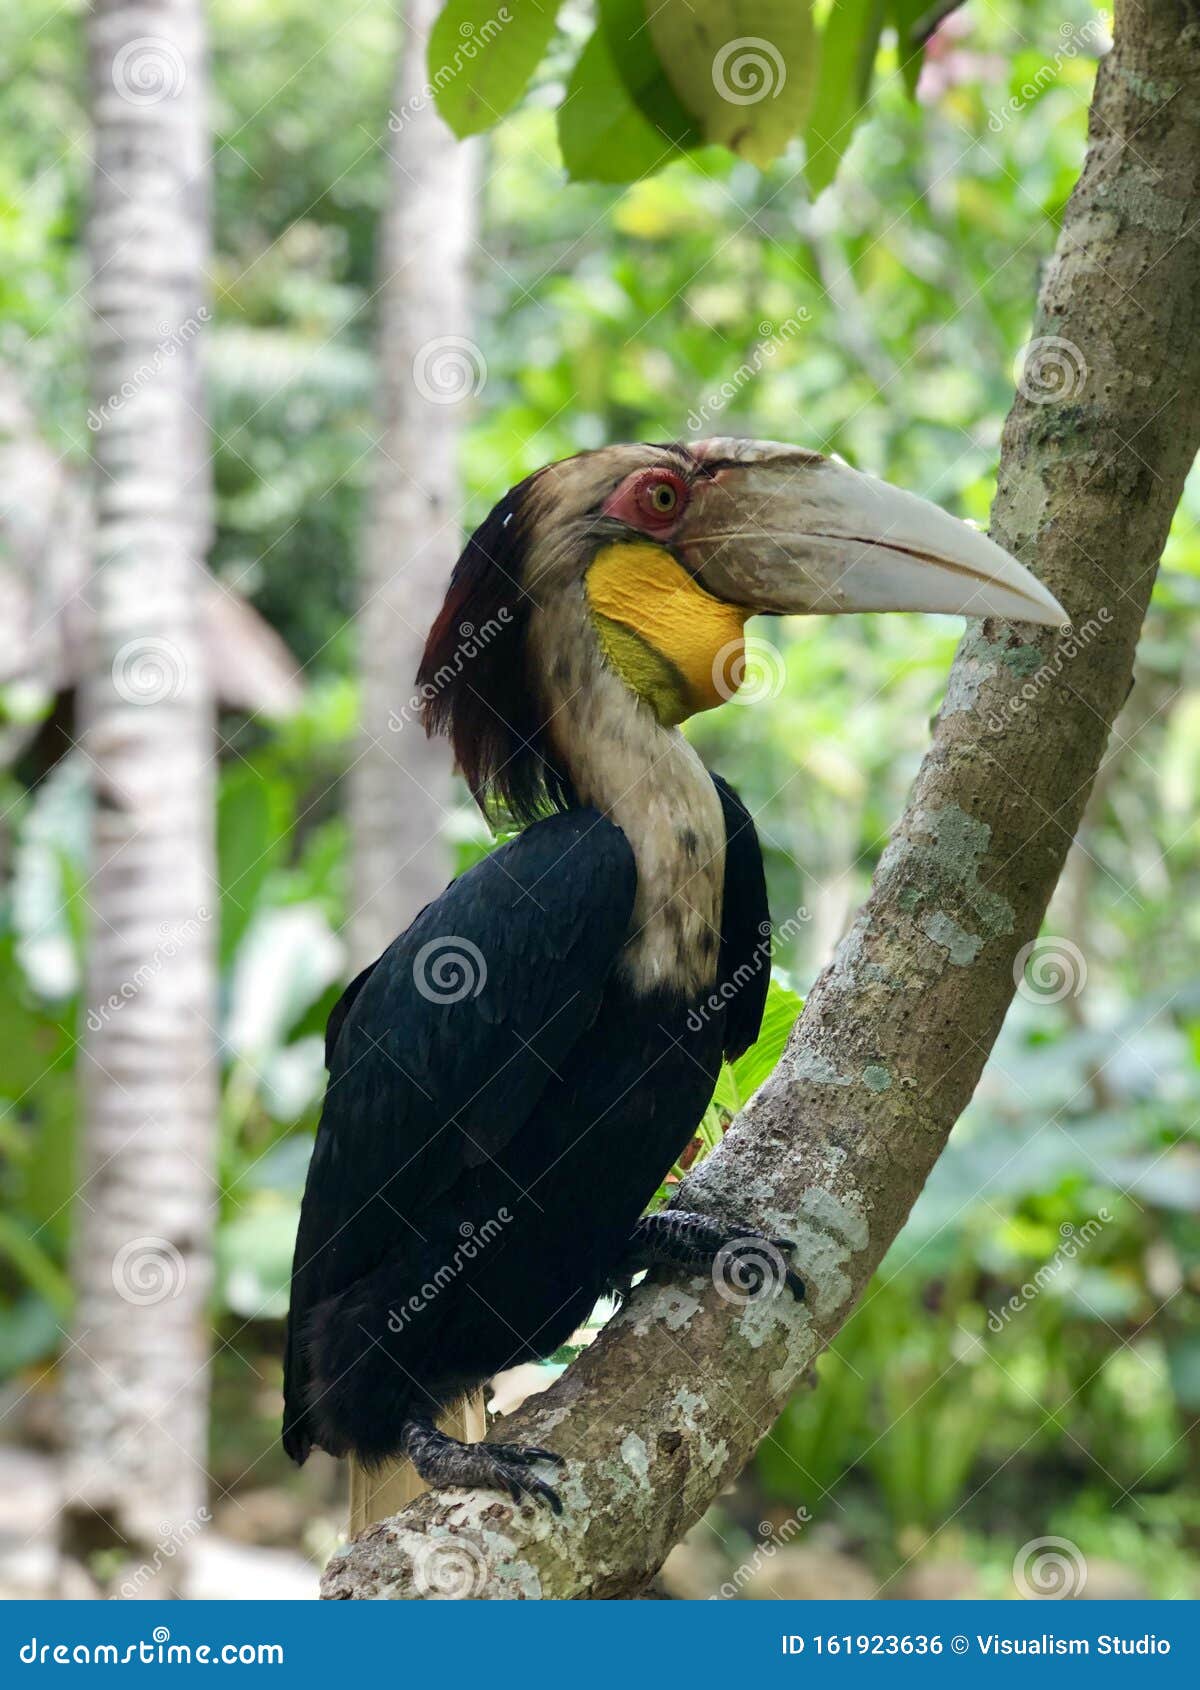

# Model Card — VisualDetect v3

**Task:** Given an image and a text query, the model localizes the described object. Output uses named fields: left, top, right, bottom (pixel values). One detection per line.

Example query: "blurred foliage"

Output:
left=2, top=0, right=1199, bottom=1595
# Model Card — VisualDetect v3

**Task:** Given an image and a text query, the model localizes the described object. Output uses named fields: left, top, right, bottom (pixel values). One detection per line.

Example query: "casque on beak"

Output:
left=676, top=438, right=1067, bottom=627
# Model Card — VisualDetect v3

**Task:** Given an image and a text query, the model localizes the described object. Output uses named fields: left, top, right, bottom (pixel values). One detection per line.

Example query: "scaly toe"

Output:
left=486, top=1441, right=564, bottom=1467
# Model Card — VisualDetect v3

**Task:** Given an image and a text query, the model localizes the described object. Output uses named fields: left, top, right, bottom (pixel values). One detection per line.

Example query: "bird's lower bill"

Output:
left=678, top=449, right=1068, bottom=629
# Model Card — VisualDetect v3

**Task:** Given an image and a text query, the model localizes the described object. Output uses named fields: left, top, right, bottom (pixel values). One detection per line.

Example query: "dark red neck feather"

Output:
left=418, top=476, right=571, bottom=827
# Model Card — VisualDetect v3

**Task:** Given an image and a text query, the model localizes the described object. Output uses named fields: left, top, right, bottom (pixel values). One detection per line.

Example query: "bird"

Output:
left=283, top=437, right=1065, bottom=1512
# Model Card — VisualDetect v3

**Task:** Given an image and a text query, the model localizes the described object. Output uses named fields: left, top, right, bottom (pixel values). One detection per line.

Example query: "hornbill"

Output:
left=284, top=437, right=1064, bottom=1512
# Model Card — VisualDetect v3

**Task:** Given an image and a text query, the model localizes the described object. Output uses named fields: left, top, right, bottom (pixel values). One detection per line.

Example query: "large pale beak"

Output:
left=679, top=439, right=1066, bottom=627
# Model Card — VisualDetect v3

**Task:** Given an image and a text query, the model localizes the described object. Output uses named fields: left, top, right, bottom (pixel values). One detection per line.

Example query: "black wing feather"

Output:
left=283, top=810, right=635, bottom=1460
left=323, top=958, right=379, bottom=1068
left=711, top=773, right=770, bottom=1062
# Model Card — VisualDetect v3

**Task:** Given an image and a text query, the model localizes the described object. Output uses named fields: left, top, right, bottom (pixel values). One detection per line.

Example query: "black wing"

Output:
left=712, top=773, right=770, bottom=1062
left=284, top=809, right=636, bottom=1460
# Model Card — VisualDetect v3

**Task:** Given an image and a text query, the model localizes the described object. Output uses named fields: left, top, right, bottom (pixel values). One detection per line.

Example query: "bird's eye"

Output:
left=604, top=466, right=689, bottom=531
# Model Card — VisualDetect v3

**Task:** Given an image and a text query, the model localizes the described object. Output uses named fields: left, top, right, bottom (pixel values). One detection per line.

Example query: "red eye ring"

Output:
left=633, top=468, right=687, bottom=527
left=601, top=465, right=690, bottom=534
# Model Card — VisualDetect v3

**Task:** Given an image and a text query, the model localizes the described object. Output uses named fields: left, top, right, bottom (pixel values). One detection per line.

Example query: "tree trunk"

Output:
left=62, top=0, right=216, bottom=1598
left=322, top=0, right=1200, bottom=1599
left=344, top=0, right=478, bottom=1535
left=347, top=0, right=477, bottom=968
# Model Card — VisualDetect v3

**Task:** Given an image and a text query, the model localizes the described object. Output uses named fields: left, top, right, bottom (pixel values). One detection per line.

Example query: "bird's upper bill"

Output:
left=595, top=437, right=1066, bottom=627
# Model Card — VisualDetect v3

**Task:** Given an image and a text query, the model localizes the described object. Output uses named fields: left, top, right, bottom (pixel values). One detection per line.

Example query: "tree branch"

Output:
left=322, top=0, right=1200, bottom=1600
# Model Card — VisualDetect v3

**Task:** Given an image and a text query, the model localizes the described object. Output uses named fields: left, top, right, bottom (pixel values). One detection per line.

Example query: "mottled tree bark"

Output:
left=345, top=0, right=480, bottom=1535
left=62, top=0, right=216, bottom=1597
left=323, top=0, right=1200, bottom=1599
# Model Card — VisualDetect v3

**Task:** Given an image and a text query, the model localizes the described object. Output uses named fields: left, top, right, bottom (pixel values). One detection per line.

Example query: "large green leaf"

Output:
left=886, top=0, right=931, bottom=99
left=558, top=24, right=677, bottom=184
left=429, top=0, right=565, bottom=139
left=646, top=0, right=816, bottom=169
left=729, top=974, right=804, bottom=1103
left=804, top=0, right=886, bottom=193
left=218, top=1201, right=299, bottom=1320
left=0, top=1214, right=72, bottom=1311
left=216, top=765, right=291, bottom=968
left=601, top=0, right=702, bottom=152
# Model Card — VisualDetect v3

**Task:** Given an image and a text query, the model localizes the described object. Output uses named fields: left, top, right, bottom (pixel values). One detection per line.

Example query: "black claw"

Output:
left=503, top=1465, right=563, bottom=1514
left=785, top=1269, right=807, bottom=1301
left=486, top=1443, right=564, bottom=1512
left=538, top=1481, right=564, bottom=1516
left=402, top=1420, right=566, bottom=1515
left=488, top=1441, right=563, bottom=1467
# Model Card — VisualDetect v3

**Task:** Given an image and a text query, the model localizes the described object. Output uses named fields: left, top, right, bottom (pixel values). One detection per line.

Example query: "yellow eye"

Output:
left=650, top=482, right=677, bottom=512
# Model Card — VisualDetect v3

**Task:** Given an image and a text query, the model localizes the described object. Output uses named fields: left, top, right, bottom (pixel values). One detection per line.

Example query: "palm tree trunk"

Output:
left=61, top=0, right=216, bottom=1597
left=345, top=0, right=478, bottom=1536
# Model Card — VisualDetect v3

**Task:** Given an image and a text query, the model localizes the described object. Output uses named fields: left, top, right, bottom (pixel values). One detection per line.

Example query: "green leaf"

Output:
left=601, top=0, right=702, bottom=152
left=646, top=0, right=816, bottom=169
left=711, top=1062, right=741, bottom=1114
left=429, top=0, right=565, bottom=139
left=217, top=766, right=290, bottom=968
left=218, top=1202, right=299, bottom=1320
left=886, top=0, right=930, bottom=99
left=804, top=0, right=886, bottom=194
left=558, top=25, right=677, bottom=184
left=729, top=974, right=804, bottom=1101
left=0, top=1214, right=72, bottom=1311
left=0, top=1294, right=62, bottom=1376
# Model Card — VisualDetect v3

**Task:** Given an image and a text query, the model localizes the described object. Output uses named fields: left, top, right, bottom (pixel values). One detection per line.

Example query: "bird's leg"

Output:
left=619, top=1210, right=806, bottom=1301
left=399, top=1417, right=564, bottom=1515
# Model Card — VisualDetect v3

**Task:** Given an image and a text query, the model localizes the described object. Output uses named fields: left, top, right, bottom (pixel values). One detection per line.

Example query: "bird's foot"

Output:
left=622, top=1209, right=806, bottom=1302
left=401, top=1419, right=564, bottom=1514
